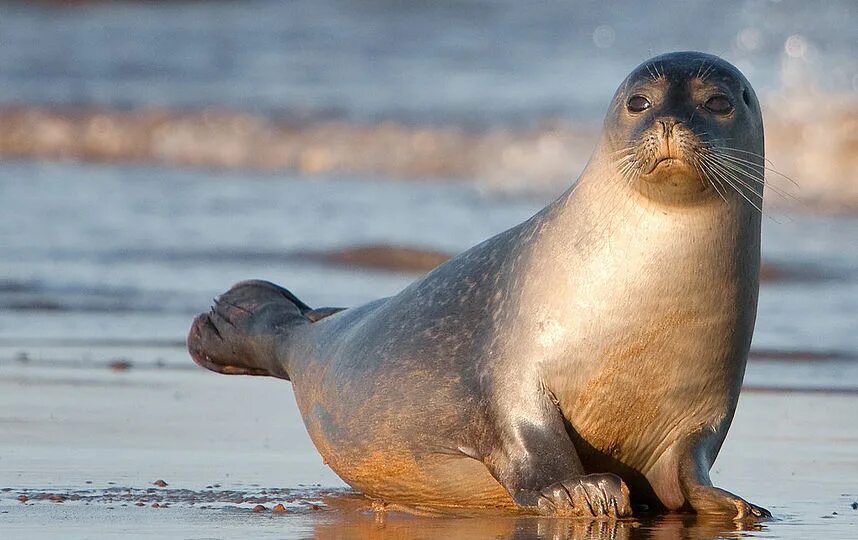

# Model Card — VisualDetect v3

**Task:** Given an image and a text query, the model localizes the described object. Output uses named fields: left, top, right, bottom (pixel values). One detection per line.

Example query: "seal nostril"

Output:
left=659, top=119, right=681, bottom=136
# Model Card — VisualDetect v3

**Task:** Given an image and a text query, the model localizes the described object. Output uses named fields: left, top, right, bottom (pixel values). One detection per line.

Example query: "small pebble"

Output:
left=17, top=495, right=28, bottom=503
left=135, top=502, right=145, bottom=507
left=109, top=359, right=132, bottom=372
left=153, top=479, right=168, bottom=488
left=852, top=502, right=858, bottom=510
left=151, top=502, right=160, bottom=508
left=48, top=494, right=65, bottom=503
left=252, top=504, right=267, bottom=513
left=272, top=503, right=287, bottom=513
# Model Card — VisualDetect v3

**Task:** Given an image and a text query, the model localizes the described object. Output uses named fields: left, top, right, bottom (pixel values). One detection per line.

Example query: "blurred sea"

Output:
left=0, top=1, right=856, bottom=394
left=0, top=0, right=856, bottom=206
left=1, top=0, right=855, bottom=122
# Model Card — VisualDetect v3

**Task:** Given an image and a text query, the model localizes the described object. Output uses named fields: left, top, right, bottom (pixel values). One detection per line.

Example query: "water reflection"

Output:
left=310, top=493, right=767, bottom=540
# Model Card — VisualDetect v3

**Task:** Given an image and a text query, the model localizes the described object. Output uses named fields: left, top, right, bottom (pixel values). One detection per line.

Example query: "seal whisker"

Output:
left=622, top=164, right=639, bottom=188
left=645, top=63, right=657, bottom=82
left=713, top=146, right=777, bottom=166
left=704, top=147, right=794, bottom=191
left=714, top=149, right=800, bottom=188
left=700, top=61, right=716, bottom=81
left=707, top=156, right=798, bottom=202
left=611, top=145, right=637, bottom=155
left=708, top=153, right=786, bottom=189
left=704, top=157, right=764, bottom=201
left=705, top=164, right=768, bottom=217
left=699, top=158, right=732, bottom=203
left=693, top=158, right=728, bottom=204
left=696, top=59, right=708, bottom=79
left=702, top=156, right=781, bottom=221
left=700, top=139, right=793, bottom=183
left=615, top=160, right=638, bottom=188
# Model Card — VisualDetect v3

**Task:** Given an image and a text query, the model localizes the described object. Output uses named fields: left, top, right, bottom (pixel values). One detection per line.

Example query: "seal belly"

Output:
left=335, top=451, right=514, bottom=509
left=301, top=401, right=513, bottom=508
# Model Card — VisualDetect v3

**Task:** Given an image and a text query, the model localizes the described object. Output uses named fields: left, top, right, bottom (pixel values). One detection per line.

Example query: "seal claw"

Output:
left=535, top=474, right=632, bottom=518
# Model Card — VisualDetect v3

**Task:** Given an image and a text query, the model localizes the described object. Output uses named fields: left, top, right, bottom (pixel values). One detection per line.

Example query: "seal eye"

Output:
left=704, top=95, right=733, bottom=115
left=627, top=95, right=651, bottom=113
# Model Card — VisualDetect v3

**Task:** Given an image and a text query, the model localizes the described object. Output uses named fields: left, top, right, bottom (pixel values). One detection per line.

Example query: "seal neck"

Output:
left=538, top=139, right=762, bottom=261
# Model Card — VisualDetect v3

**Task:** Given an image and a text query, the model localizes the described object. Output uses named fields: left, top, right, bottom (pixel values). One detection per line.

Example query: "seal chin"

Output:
left=635, top=157, right=712, bottom=203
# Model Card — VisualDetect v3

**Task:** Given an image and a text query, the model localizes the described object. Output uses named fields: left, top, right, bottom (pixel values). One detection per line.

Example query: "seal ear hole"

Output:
left=742, top=88, right=751, bottom=107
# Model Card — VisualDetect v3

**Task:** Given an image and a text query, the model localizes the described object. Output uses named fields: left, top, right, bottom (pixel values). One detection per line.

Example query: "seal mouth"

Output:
left=643, top=156, right=685, bottom=175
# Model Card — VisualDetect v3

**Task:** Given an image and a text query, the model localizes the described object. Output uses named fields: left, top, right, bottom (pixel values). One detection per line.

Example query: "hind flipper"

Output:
left=188, top=280, right=311, bottom=379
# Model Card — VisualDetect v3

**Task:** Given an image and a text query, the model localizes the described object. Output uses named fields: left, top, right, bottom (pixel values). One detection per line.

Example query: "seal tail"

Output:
left=187, top=280, right=343, bottom=380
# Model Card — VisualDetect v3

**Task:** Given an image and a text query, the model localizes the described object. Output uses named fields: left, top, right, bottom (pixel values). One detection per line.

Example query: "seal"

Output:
left=188, top=51, right=770, bottom=519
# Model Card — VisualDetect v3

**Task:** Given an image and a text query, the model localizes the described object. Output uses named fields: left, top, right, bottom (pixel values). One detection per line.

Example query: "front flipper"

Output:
left=675, top=434, right=771, bottom=520
left=685, top=485, right=771, bottom=519
left=524, top=474, right=632, bottom=518
left=482, top=385, right=632, bottom=518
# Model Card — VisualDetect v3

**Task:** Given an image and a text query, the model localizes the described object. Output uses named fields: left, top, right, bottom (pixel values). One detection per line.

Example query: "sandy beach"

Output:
left=2, top=350, right=857, bottom=539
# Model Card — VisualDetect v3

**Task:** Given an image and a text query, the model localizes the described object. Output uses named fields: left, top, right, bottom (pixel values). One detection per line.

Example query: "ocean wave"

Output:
left=1, top=96, right=855, bottom=212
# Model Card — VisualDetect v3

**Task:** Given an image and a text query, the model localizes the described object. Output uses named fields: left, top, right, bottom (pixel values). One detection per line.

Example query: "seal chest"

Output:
left=532, top=191, right=752, bottom=477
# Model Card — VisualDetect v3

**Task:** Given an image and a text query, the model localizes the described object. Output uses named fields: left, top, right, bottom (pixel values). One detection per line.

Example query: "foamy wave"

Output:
left=1, top=97, right=855, bottom=212
left=763, top=92, right=858, bottom=212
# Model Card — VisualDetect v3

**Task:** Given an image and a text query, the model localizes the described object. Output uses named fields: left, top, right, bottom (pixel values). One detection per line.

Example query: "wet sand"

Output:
left=2, top=352, right=856, bottom=539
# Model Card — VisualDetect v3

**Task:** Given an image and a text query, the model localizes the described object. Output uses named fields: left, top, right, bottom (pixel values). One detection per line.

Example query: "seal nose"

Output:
left=658, top=119, right=681, bottom=136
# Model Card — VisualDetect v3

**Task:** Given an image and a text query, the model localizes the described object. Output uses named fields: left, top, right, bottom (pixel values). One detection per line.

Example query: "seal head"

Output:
left=601, top=52, right=764, bottom=206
